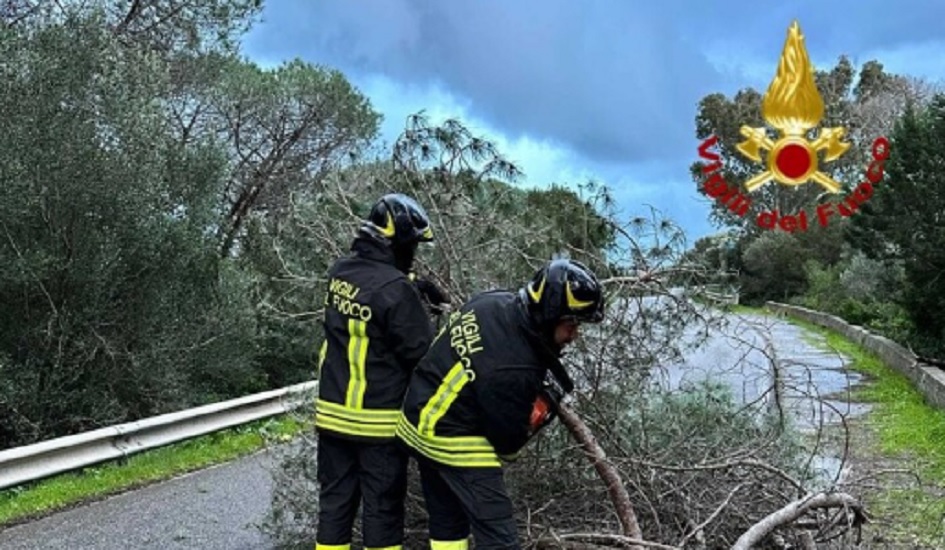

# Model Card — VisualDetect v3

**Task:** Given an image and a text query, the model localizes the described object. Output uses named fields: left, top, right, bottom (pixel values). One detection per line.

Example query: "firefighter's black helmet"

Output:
left=521, top=259, right=605, bottom=328
left=363, top=193, right=434, bottom=247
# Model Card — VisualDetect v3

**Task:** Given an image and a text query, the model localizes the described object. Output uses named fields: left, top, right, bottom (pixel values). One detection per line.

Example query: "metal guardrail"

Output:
left=0, top=381, right=318, bottom=491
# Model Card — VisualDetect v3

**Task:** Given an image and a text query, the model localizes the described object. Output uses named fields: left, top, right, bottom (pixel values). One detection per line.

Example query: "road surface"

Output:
left=0, top=450, right=282, bottom=549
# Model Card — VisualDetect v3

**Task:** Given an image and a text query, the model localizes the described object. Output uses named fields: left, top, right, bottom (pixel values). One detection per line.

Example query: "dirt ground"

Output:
left=823, top=411, right=945, bottom=549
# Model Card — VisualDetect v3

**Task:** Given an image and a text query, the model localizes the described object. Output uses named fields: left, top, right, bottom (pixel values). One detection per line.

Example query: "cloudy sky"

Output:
left=241, top=0, right=945, bottom=242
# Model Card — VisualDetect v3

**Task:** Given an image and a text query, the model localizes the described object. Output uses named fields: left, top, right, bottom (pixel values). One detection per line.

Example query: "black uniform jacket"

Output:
left=396, top=290, right=565, bottom=468
left=315, top=235, right=434, bottom=442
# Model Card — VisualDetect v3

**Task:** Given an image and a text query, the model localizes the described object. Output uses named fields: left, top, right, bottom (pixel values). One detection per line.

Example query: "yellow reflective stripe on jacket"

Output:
left=315, top=398, right=399, bottom=438
left=418, top=361, right=469, bottom=436
left=396, top=413, right=501, bottom=468
left=432, top=322, right=448, bottom=344
left=430, top=540, right=468, bottom=550
left=345, top=319, right=369, bottom=408
left=316, top=340, right=327, bottom=375
left=315, top=544, right=350, bottom=550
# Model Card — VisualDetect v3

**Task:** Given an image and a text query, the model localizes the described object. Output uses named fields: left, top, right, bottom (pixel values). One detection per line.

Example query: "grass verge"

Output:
left=773, top=310, right=945, bottom=547
left=0, top=414, right=308, bottom=529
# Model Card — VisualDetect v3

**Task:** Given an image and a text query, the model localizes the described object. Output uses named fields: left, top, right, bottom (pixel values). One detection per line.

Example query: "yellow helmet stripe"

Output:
left=377, top=212, right=396, bottom=237
left=527, top=276, right=545, bottom=303
left=566, top=281, right=594, bottom=309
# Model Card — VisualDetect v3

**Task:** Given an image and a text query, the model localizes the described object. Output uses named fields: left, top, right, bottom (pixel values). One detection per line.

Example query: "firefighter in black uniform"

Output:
left=396, top=259, right=606, bottom=549
left=314, top=193, right=444, bottom=550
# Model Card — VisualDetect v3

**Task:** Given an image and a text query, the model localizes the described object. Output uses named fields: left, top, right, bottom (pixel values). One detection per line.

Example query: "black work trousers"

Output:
left=416, top=455, right=520, bottom=550
left=316, top=432, right=409, bottom=548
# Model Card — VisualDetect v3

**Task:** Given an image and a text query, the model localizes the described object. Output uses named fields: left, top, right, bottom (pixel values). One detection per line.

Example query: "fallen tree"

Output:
left=258, top=114, right=874, bottom=550
left=557, top=402, right=644, bottom=548
left=544, top=392, right=868, bottom=549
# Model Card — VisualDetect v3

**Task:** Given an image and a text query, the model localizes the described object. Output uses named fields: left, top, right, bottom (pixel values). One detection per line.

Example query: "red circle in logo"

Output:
left=776, top=143, right=811, bottom=180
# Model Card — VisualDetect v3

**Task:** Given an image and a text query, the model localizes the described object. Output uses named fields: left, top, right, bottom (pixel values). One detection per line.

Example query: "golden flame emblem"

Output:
left=736, top=21, right=850, bottom=193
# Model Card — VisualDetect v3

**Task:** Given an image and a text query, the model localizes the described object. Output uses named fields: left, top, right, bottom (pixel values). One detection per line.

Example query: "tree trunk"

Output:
left=556, top=402, right=644, bottom=550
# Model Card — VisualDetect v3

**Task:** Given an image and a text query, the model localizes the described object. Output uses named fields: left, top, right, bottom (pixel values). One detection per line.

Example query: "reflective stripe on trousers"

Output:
left=431, top=539, right=469, bottom=549
left=315, top=398, right=400, bottom=438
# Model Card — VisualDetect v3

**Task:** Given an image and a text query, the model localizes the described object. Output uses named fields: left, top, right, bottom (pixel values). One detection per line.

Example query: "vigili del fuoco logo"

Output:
left=696, top=21, right=891, bottom=232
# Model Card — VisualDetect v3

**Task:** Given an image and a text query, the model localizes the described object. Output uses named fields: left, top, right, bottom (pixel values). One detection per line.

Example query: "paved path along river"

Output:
left=0, top=311, right=866, bottom=549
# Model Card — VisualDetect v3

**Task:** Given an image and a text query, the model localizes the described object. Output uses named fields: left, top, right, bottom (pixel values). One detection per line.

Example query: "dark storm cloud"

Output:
left=245, top=0, right=729, bottom=165
left=243, top=0, right=945, bottom=240
left=245, top=0, right=945, bottom=166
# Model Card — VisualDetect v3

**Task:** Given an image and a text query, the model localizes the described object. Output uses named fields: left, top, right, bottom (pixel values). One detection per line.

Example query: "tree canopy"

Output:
left=0, top=4, right=625, bottom=448
left=846, top=95, right=945, bottom=351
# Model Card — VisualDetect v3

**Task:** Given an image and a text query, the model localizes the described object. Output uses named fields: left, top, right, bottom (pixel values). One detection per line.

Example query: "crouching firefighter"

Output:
left=314, top=193, right=442, bottom=550
left=396, top=259, right=606, bottom=549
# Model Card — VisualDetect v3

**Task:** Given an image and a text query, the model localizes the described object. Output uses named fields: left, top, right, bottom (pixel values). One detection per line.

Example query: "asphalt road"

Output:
left=661, top=310, right=869, bottom=428
left=0, top=450, right=282, bottom=550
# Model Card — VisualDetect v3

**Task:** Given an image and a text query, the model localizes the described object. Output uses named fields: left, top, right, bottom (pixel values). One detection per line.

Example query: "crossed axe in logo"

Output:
left=737, top=126, right=850, bottom=193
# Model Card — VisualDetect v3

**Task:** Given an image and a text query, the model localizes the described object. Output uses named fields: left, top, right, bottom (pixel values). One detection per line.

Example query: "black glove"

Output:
left=413, top=276, right=451, bottom=315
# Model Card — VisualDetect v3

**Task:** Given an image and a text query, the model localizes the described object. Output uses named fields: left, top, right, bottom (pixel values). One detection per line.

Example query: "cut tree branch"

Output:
left=535, top=532, right=681, bottom=550
left=556, top=402, right=644, bottom=550
left=731, top=491, right=867, bottom=550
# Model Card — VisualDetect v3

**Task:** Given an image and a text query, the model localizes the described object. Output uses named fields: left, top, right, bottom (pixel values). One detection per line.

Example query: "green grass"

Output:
left=0, top=415, right=308, bottom=527
left=777, top=312, right=945, bottom=546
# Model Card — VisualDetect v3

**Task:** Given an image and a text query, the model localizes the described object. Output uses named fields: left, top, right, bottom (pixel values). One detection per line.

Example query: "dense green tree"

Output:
left=2, top=0, right=263, bottom=54
left=0, top=13, right=259, bottom=447
left=210, top=57, right=381, bottom=256
left=739, top=232, right=808, bottom=302
left=520, top=180, right=617, bottom=274
left=675, top=231, right=742, bottom=286
left=847, top=96, right=945, bottom=353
